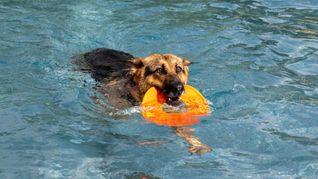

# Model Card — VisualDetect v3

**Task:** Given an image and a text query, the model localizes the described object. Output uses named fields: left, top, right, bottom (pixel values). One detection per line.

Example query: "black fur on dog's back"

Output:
left=74, top=48, right=135, bottom=82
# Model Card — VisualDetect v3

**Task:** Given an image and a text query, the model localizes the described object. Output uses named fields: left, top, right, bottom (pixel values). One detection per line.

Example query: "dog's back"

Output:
left=73, top=48, right=140, bottom=108
left=73, top=48, right=135, bottom=82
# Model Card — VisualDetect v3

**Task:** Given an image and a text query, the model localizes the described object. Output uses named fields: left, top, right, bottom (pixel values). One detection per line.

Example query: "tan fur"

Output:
left=128, top=54, right=190, bottom=102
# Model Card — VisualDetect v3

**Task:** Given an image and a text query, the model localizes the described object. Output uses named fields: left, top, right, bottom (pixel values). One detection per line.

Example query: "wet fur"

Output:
left=74, top=48, right=190, bottom=108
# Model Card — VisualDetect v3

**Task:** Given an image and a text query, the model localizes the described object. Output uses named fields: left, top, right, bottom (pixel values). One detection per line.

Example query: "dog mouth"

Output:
left=165, top=93, right=185, bottom=106
left=167, top=96, right=181, bottom=104
left=163, top=95, right=187, bottom=112
left=157, top=88, right=187, bottom=112
left=162, top=88, right=184, bottom=106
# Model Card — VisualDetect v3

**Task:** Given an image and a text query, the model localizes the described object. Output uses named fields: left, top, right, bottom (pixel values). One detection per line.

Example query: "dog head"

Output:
left=130, top=54, right=190, bottom=103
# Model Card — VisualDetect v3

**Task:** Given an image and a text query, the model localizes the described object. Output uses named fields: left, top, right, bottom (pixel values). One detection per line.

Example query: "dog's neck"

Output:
left=126, top=77, right=149, bottom=103
left=127, top=83, right=145, bottom=103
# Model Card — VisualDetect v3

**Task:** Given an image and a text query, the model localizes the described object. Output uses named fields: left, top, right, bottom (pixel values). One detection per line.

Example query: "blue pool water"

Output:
left=1, top=0, right=318, bottom=178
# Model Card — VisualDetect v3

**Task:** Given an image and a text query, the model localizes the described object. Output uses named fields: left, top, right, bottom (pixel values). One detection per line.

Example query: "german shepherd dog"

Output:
left=74, top=48, right=211, bottom=154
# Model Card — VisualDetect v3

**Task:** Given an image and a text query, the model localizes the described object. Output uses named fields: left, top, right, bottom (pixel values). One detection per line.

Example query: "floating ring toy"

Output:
left=141, top=85, right=210, bottom=127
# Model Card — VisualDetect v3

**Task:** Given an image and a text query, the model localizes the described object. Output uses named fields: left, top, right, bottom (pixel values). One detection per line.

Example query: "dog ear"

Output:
left=130, top=58, right=144, bottom=68
left=129, top=58, right=144, bottom=76
left=183, top=58, right=191, bottom=66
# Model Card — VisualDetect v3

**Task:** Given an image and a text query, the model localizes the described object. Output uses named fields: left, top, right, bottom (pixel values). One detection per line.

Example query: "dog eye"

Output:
left=176, top=66, right=183, bottom=73
left=155, top=68, right=164, bottom=75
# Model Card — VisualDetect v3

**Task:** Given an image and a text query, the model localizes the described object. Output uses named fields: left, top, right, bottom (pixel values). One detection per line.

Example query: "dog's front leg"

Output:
left=175, top=126, right=212, bottom=155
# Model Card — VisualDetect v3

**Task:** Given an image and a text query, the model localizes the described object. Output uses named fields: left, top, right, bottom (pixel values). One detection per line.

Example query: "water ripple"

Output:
left=1, top=0, right=318, bottom=178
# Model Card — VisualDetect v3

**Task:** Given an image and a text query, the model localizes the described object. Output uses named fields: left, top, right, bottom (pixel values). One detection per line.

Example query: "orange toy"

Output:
left=141, top=85, right=210, bottom=127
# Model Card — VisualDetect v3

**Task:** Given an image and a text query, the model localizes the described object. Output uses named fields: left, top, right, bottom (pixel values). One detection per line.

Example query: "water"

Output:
left=1, top=0, right=318, bottom=178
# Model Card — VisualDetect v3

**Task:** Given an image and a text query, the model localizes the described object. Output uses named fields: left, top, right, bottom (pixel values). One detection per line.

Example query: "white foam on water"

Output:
left=38, top=158, right=105, bottom=179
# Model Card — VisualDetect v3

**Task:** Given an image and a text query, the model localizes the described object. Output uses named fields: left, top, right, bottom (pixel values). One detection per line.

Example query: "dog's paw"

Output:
left=189, top=144, right=212, bottom=155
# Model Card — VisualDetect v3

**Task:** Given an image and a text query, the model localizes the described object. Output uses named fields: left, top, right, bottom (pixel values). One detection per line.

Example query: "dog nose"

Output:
left=170, top=82, right=184, bottom=95
left=176, top=85, right=184, bottom=93
left=163, top=76, right=185, bottom=98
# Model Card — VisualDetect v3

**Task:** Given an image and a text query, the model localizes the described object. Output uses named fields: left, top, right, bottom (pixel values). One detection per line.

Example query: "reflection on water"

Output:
left=0, top=0, right=318, bottom=178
